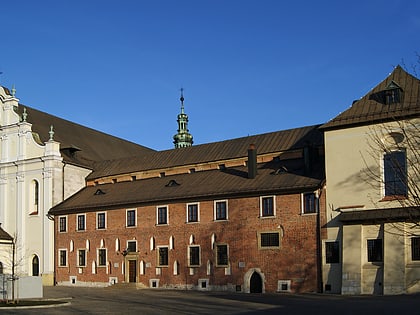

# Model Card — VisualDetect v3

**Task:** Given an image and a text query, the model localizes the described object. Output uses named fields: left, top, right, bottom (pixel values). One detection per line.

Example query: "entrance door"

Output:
left=128, top=260, right=137, bottom=283
left=250, top=272, right=262, bottom=293
left=32, top=255, right=39, bottom=276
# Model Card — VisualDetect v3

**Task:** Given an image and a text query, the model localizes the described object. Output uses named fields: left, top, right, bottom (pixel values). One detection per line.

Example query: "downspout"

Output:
left=316, top=184, right=325, bottom=293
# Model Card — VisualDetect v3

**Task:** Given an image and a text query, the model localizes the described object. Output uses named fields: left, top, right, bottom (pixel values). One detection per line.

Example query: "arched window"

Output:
left=30, top=180, right=39, bottom=215
left=32, top=255, right=39, bottom=276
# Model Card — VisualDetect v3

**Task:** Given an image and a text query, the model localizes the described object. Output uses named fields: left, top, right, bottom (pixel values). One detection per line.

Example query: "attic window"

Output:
left=94, top=189, right=106, bottom=195
left=165, top=180, right=180, bottom=187
left=271, top=166, right=288, bottom=175
left=369, top=81, right=403, bottom=105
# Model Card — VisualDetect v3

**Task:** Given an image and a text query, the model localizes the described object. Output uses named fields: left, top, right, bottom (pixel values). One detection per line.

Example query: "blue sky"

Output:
left=1, top=0, right=419, bottom=151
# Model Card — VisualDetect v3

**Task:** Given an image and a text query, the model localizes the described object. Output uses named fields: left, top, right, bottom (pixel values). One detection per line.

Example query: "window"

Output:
left=97, top=212, right=106, bottom=229
left=367, top=239, right=383, bottom=262
left=325, top=241, right=340, bottom=263
left=126, top=209, right=136, bottom=227
left=78, top=249, right=86, bottom=267
left=30, top=180, right=39, bottom=214
left=412, top=237, right=420, bottom=261
left=216, top=244, right=228, bottom=266
left=59, top=216, right=67, bottom=233
left=157, top=206, right=168, bottom=225
left=187, top=203, right=199, bottom=223
left=215, top=200, right=228, bottom=220
left=384, top=151, right=407, bottom=197
left=77, top=214, right=86, bottom=231
left=189, top=246, right=200, bottom=267
left=127, top=240, right=137, bottom=253
left=98, top=249, right=107, bottom=266
left=260, top=196, right=275, bottom=217
left=302, top=192, right=317, bottom=214
left=259, top=232, right=280, bottom=248
left=158, top=247, right=169, bottom=266
left=59, top=249, right=67, bottom=267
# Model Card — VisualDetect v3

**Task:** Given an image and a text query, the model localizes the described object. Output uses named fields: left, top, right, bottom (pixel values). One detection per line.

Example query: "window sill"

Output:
left=363, top=262, right=383, bottom=269
left=259, top=215, right=276, bottom=219
left=156, top=223, right=169, bottom=226
left=186, top=221, right=199, bottom=224
left=301, top=212, right=317, bottom=216
left=380, top=195, right=407, bottom=202
left=214, top=219, right=229, bottom=222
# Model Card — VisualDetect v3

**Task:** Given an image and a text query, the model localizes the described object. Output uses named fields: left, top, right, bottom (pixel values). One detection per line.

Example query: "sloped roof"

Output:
left=49, top=163, right=323, bottom=215
left=15, top=104, right=155, bottom=168
left=321, top=66, right=420, bottom=130
left=0, top=225, right=13, bottom=243
left=87, top=124, right=323, bottom=180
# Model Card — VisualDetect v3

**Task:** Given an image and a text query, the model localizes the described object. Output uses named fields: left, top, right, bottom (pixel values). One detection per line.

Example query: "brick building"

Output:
left=49, top=125, right=326, bottom=293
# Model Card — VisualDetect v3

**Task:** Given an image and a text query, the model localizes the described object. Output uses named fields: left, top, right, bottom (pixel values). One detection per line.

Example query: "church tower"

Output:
left=173, top=89, right=193, bottom=148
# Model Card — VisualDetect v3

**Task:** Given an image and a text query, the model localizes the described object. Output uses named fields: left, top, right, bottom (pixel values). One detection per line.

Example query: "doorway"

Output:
left=250, top=271, right=263, bottom=293
left=128, top=260, right=137, bottom=283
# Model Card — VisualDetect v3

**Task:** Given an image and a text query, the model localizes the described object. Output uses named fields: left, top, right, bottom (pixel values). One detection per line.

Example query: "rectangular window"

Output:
left=367, top=239, right=383, bottom=262
left=127, top=240, right=137, bottom=253
left=59, top=216, right=67, bottom=233
left=189, top=246, right=200, bottom=267
left=384, top=151, right=407, bottom=196
left=261, top=196, right=275, bottom=217
left=325, top=241, right=340, bottom=264
left=302, top=192, right=317, bottom=214
left=158, top=247, right=169, bottom=266
left=59, top=249, right=67, bottom=267
left=216, top=244, right=228, bottom=266
left=77, top=214, right=86, bottom=231
left=260, top=232, right=280, bottom=248
left=215, top=200, right=228, bottom=220
left=78, top=249, right=86, bottom=267
left=97, top=212, right=106, bottom=229
left=187, top=203, right=199, bottom=223
left=412, top=237, right=420, bottom=261
left=98, top=249, right=107, bottom=266
left=157, top=206, right=168, bottom=225
left=126, top=209, right=136, bottom=227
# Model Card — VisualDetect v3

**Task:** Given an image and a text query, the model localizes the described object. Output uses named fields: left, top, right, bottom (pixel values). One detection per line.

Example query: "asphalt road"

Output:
left=2, top=286, right=420, bottom=314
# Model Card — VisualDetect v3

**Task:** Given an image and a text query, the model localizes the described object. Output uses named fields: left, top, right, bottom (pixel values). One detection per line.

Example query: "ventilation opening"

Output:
left=325, top=284, right=332, bottom=292
left=277, top=280, right=291, bottom=292
left=150, top=279, right=159, bottom=288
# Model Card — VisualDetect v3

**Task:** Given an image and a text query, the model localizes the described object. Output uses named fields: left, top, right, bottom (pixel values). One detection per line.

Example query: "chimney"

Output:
left=248, top=144, right=257, bottom=179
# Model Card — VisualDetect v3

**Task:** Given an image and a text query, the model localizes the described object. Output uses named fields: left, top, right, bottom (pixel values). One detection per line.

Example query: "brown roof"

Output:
left=87, top=124, right=323, bottom=180
left=16, top=105, right=155, bottom=168
left=339, top=207, right=420, bottom=224
left=0, top=225, right=13, bottom=242
left=321, top=66, right=420, bottom=130
left=49, top=162, right=323, bottom=215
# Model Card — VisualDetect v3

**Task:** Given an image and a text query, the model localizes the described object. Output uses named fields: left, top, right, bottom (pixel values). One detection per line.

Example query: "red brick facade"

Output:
left=55, top=190, right=325, bottom=293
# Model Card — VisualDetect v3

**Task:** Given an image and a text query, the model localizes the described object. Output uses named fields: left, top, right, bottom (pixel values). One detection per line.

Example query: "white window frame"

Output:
left=58, top=249, right=68, bottom=267
left=58, top=215, right=68, bottom=233
left=96, top=212, right=107, bottom=230
left=258, top=231, right=281, bottom=249
left=127, top=240, right=137, bottom=253
left=76, top=214, right=86, bottom=231
left=214, top=200, right=228, bottom=221
left=126, top=209, right=137, bottom=227
left=301, top=191, right=318, bottom=215
left=186, top=202, right=200, bottom=223
left=77, top=248, right=87, bottom=267
left=215, top=244, right=229, bottom=267
left=157, top=246, right=169, bottom=267
left=156, top=205, right=169, bottom=225
left=260, top=195, right=276, bottom=217
left=97, top=248, right=107, bottom=267
left=188, top=245, right=201, bottom=267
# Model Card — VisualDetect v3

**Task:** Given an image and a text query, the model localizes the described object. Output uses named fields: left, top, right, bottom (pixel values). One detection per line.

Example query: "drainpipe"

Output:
left=247, top=144, right=257, bottom=179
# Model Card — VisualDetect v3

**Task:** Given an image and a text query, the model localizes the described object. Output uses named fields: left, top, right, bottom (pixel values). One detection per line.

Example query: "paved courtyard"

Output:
left=2, top=286, right=420, bottom=314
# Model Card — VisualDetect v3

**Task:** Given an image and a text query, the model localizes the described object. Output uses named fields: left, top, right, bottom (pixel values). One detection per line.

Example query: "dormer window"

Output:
left=369, top=81, right=403, bottom=105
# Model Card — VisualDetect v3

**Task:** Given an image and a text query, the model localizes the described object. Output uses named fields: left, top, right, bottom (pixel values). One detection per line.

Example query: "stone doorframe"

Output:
left=243, top=268, right=265, bottom=293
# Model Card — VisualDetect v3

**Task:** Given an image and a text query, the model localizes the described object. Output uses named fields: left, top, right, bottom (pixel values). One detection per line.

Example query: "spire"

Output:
left=173, top=88, right=193, bottom=148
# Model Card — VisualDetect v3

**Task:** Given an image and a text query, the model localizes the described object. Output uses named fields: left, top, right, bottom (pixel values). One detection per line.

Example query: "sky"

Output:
left=1, top=0, right=419, bottom=151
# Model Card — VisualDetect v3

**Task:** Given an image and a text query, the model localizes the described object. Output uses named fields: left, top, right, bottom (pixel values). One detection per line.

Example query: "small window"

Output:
left=384, top=151, right=407, bottom=197
left=98, top=249, right=107, bottom=266
left=31, top=180, right=39, bottom=214
left=187, top=203, right=199, bottom=223
left=127, top=241, right=137, bottom=253
left=411, top=237, right=420, bottom=261
left=59, top=216, right=67, bottom=233
left=59, top=249, right=67, bottom=267
left=325, top=241, right=340, bottom=264
left=260, top=196, right=275, bottom=217
left=157, top=206, right=168, bottom=225
left=302, top=192, right=317, bottom=214
left=260, top=232, right=280, bottom=248
left=77, top=214, right=86, bottom=231
left=367, top=239, right=383, bottom=262
left=189, top=246, right=200, bottom=267
left=126, top=209, right=136, bottom=227
left=158, top=247, right=169, bottom=266
left=78, top=249, right=86, bottom=267
left=97, top=212, right=106, bottom=229
left=215, top=200, right=228, bottom=220
left=216, top=244, right=228, bottom=266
